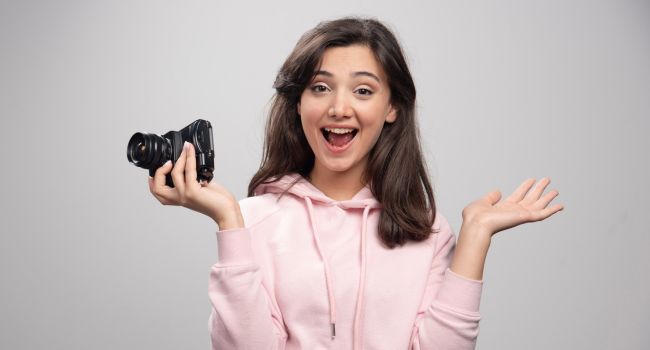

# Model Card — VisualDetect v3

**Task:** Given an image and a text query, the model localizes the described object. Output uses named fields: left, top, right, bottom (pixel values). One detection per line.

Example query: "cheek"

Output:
left=298, top=111, right=321, bottom=148
left=299, top=99, right=327, bottom=119
left=298, top=97, right=319, bottom=132
left=367, top=125, right=385, bottom=148
left=301, top=90, right=337, bottom=116
left=358, top=113, right=389, bottom=146
left=358, top=107, right=389, bottom=129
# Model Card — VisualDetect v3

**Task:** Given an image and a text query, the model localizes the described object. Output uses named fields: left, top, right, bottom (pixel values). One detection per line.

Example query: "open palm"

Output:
left=462, top=178, right=564, bottom=236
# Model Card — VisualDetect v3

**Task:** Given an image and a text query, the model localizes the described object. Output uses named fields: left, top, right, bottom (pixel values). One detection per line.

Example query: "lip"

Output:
left=320, top=128, right=356, bottom=154
left=321, top=124, right=358, bottom=130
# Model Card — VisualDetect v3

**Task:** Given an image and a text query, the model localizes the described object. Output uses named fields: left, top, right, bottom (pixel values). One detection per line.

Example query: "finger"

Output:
left=527, top=203, right=564, bottom=222
left=153, top=160, right=173, bottom=189
left=149, top=173, right=177, bottom=205
left=483, top=190, right=501, bottom=205
left=170, top=142, right=189, bottom=192
left=522, top=177, right=551, bottom=204
left=505, top=178, right=536, bottom=203
left=534, top=188, right=560, bottom=209
left=185, top=142, right=200, bottom=190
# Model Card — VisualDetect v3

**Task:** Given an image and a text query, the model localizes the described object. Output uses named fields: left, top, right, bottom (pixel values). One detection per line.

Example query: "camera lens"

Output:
left=127, top=132, right=171, bottom=170
left=133, top=141, right=147, bottom=162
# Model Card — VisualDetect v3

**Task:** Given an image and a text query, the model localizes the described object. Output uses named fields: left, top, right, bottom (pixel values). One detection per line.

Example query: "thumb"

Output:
left=484, top=190, right=501, bottom=205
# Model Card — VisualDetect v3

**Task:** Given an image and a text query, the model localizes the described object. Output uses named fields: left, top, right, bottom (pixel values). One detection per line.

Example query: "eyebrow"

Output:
left=314, top=70, right=381, bottom=83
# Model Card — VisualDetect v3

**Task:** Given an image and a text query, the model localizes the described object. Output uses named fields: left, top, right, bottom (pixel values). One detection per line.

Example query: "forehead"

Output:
left=318, top=45, right=386, bottom=80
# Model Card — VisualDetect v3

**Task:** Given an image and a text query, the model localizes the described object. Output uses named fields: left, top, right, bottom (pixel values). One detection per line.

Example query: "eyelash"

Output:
left=356, top=88, right=373, bottom=96
left=311, top=85, right=328, bottom=93
left=310, top=84, right=374, bottom=96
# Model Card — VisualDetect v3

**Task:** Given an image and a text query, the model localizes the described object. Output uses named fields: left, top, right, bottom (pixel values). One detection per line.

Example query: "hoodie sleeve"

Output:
left=409, top=215, right=484, bottom=350
left=208, top=227, right=287, bottom=349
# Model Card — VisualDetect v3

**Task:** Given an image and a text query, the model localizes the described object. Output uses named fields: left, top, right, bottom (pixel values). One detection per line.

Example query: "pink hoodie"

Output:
left=208, top=174, right=483, bottom=349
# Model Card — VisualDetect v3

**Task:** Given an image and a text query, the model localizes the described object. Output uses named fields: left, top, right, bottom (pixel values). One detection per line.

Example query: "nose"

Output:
left=328, top=90, right=353, bottom=119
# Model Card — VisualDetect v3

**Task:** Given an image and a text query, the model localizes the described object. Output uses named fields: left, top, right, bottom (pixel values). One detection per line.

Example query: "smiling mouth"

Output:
left=321, top=127, right=358, bottom=148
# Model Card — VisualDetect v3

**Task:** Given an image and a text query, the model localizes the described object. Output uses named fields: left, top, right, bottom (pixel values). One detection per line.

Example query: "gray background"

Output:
left=1, top=0, right=648, bottom=349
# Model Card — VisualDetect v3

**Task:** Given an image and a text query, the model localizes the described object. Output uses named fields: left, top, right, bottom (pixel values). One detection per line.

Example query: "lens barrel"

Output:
left=126, top=132, right=171, bottom=169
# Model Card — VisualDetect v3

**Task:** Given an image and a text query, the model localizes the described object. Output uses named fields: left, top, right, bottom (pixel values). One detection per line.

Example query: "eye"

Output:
left=355, top=88, right=373, bottom=96
left=310, top=84, right=329, bottom=93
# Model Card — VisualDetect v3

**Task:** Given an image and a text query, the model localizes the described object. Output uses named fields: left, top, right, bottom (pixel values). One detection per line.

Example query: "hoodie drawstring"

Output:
left=352, top=205, right=371, bottom=350
left=304, top=197, right=337, bottom=339
left=305, top=197, right=372, bottom=348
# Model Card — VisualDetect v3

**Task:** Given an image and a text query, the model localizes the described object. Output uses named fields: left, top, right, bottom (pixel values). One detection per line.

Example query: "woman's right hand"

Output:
left=148, top=141, right=244, bottom=230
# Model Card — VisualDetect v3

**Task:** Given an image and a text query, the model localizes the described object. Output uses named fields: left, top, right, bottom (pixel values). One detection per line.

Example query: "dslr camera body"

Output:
left=127, top=119, right=214, bottom=187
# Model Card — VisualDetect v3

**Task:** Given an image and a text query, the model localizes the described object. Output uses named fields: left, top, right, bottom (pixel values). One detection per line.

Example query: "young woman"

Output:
left=148, top=17, right=563, bottom=350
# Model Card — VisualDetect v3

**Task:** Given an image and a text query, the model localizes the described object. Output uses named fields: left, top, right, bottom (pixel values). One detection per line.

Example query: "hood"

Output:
left=255, top=173, right=379, bottom=349
left=255, top=173, right=381, bottom=210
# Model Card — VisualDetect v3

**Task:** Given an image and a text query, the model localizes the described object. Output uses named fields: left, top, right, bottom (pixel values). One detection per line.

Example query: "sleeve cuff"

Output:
left=215, top=228, right=255, bottom=266
left=436, top=268, right=484, bottom=313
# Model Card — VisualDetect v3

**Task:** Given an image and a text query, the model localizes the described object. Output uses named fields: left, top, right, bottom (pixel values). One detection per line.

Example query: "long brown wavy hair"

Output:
left=248, top=17, right=437, bottom=248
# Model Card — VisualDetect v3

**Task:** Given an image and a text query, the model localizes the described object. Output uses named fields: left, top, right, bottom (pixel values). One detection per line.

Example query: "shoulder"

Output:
left=429, top=211, right=456, bottom=250
left=238, top=193, right=284, bottom=228
left=432, top=211, right=453, bottom=234
left=402, top=210, right=455, bottom=250
left=239, top=192, right=308, bottom=228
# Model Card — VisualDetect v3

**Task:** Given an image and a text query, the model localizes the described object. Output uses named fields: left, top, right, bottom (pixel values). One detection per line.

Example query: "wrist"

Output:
left=457, top=222, right=491, bottom=255
left=459, top=220, right=493, bottom=242
left=214, top=207, right=245, bottom=231
left=450, top=222, right=492, bottom=281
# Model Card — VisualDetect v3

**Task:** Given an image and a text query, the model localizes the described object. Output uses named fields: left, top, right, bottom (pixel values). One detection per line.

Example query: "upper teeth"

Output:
left=325, top=128, right=354, bottom=134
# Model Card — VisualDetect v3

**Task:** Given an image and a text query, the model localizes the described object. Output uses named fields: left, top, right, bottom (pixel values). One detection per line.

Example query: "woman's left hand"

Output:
left=461, top=177, right=564, bottom=237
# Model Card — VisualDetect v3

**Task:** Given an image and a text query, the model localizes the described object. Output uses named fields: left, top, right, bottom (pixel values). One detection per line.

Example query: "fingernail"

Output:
left=183, top=141, right=190, bottom=150
left=164, top=160, right=172, bottom=166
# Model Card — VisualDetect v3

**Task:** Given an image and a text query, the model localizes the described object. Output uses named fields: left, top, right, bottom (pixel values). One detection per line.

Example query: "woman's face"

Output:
left=298, top=44, right=396, bottom=182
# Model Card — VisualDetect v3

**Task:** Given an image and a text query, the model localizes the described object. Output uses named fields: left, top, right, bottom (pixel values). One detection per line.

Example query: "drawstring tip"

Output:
left=331, top=323, right=336, bottom=339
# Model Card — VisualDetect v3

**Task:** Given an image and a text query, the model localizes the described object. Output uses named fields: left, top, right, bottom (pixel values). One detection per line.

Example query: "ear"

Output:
left=385, top=104, right=397, bottom=123
left=297, top=101, right=301, bottom=116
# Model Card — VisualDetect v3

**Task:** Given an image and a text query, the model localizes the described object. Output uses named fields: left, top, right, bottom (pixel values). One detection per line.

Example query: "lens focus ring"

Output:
left=127, top=132, right=171, bottom=169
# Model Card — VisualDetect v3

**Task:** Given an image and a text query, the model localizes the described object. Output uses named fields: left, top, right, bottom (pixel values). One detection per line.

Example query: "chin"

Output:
left=318, top=156, right=362, bottom=174
left=323, top=162, right=353, bottom=173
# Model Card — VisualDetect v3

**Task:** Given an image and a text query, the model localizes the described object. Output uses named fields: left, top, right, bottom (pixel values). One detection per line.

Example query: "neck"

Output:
left=308, top=162, right=367, bottom=201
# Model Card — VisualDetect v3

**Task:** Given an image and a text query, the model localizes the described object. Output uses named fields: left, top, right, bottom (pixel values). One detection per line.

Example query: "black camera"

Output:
left=127, top=119, right=215, bottom=187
